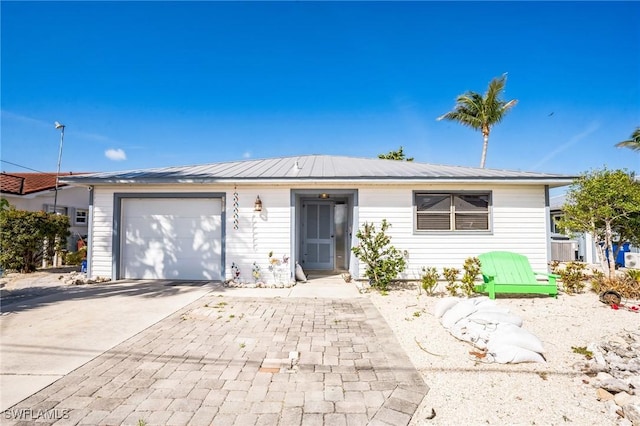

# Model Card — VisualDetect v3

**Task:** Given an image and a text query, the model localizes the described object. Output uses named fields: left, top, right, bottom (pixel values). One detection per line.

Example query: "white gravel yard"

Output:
left=367, top=288, right=640, bottom=426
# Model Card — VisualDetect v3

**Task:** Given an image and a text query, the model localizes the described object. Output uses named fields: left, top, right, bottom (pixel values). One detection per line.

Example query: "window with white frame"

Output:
left=415, top=192, right=491, bottom=231
left=44, top=204, right=68, bottom=216
left=75, top=209, right=88, bottom=225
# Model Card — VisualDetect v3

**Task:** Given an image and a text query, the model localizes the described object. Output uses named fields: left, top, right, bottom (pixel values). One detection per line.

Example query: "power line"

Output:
left=0, top=160, right=47, bottom=173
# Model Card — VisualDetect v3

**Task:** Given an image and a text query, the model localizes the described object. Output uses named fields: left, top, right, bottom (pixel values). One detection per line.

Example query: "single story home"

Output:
left=1, top=172, right=90, bottom=251
left=61, top=155, right=574, bottom=283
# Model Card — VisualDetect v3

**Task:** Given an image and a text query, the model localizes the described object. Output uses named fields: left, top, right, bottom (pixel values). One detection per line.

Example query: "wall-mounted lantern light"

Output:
left=319, top=193, right=330, bottom=199
left=254, top=196, right=263, bottom=212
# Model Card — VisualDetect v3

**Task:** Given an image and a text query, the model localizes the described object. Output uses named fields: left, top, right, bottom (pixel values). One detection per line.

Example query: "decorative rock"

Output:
left=618, top=418, right=633, bottom=426
left=604, top=400, right=622, bottom=418
left=615, top=391, right=634, bottom=407
left=597, top=388, right=615, bottom=401
left=623, top=403, right=640, bottom=425
left=628, top=375, right=640, bottom=393
left=599, top=378, right=632, bottom=394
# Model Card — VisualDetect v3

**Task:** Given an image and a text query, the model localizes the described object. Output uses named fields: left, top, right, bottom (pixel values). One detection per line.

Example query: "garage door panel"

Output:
left=121, top=198, right=222, bottom=280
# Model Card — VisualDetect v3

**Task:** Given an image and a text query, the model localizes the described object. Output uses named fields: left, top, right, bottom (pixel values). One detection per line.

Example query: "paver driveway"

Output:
left=3, top=294, right=428, bottom=425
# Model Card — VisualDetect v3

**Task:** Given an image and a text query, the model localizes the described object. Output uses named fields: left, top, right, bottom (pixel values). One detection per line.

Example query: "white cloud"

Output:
left=243, top=151, right=252, bottom=159
left=105, top=148, right=127, bottom=161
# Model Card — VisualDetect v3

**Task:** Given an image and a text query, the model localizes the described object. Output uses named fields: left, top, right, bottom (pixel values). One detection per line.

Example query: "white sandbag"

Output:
left=449, top=318, right=493, bottom=349
left=487, top=343, right=546, bottom=364
left=295, top=262, right=307, bottom=282
left=468, top=296, right=492, bottom=306
left=468, top=311, right=524, bottom=327
left=440, top=300, right=478, bottom=329
left=434, top=297, right=461, bottom=318
left=474, top=298, right=498, bottom=310
left=487, top=323, right=545, bottom=354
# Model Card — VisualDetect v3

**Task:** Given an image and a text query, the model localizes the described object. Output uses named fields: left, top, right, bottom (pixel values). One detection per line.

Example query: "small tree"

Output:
left=419, top=267, right=439, bottom=295
left=557, top=168, right=640, bottom=279
left=378, top=146, right=414, bottom=161
left=351, top=219, right=407, bottom=291
left=0, top=209, right=70, bottom=272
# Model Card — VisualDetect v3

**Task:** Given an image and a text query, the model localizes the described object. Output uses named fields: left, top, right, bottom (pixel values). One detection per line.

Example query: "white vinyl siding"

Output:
left=89, top=182, right=551, bottom=283
left=89, top=185, right=293, bottom=282
left=225, top=187, right=292, bottom=283
left=356, top=185, right=549, bottom=279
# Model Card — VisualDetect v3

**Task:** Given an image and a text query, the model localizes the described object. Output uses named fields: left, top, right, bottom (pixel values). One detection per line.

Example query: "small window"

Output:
left=44, top=204, right=68, bottom=216
left=415, top=192, right=490, bottom=231
left=551, top=214, right=564, bottom=233
left=75, top=209, right=88, bottom=225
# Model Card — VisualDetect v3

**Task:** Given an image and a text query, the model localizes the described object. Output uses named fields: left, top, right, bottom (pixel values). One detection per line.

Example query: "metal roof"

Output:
left=61, top=155, right=575, bottom=186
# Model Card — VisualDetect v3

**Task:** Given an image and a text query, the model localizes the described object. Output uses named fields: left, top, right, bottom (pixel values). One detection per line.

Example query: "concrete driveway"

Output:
left=1, top=280, right=216, bottom=412
left=1, top=278, right=427, bottom=425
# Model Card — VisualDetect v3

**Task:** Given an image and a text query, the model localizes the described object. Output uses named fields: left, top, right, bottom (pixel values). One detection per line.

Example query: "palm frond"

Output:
left=615, top=127, right=640, bottom=152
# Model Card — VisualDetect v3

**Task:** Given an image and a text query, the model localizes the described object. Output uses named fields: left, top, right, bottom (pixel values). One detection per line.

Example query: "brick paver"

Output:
left=3, top=297, right=428, bottom=425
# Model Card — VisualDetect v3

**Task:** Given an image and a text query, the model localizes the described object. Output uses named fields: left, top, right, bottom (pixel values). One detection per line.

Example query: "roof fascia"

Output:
left=62, top=176, right=576, bottom=187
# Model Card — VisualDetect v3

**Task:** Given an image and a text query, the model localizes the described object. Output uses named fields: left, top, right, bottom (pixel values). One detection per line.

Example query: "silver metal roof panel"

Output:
left=61, top=155, right=575, bottom=185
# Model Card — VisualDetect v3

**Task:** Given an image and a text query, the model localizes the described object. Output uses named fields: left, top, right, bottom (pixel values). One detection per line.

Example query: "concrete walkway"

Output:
left=1, top=279, right=428, bottom=425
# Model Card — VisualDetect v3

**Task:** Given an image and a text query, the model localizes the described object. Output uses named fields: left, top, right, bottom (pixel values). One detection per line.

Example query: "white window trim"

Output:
left=414, top=191, right=492, bottom=233
left=75, top=208, right=88, bottom=225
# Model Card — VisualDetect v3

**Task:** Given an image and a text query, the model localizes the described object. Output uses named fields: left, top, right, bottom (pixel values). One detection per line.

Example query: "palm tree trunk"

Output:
left=480, top=134, right=489, bottom=168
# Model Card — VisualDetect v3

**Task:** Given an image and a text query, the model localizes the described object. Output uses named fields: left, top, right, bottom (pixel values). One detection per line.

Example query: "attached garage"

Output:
left=114, top=193, right=224, bottom=281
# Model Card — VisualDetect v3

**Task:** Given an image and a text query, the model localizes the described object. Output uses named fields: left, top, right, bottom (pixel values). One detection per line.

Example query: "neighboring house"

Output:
left=548, top=193, right=592, bottom=262
left=0, top=172, right=90, bottom=251
left=61, top=155, right=574, bottom=282
left=549, top=194, right=638, bottom=266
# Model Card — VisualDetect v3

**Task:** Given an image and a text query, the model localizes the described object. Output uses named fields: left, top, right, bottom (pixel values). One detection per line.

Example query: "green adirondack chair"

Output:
left=475, top=251, right=559, bottom=299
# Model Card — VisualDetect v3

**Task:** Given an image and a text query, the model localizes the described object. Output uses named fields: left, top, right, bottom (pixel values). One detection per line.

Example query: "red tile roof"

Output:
left=0, top=172, right=87, bottom=195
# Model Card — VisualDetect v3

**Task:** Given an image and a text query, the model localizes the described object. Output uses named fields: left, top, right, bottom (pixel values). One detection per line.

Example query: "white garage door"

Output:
left=121, top=198, right=222, bottom=280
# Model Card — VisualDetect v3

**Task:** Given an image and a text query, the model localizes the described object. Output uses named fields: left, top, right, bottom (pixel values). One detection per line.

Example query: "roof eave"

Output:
left=61, top=176, right=575, bottom=187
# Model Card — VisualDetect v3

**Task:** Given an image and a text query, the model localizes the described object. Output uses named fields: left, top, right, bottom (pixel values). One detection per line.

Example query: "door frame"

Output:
left=290, top=189, right=358, bottom=274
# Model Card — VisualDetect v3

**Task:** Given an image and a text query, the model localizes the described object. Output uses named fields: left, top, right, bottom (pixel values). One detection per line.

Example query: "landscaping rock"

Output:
left=623, top=403, right=640, bottom=425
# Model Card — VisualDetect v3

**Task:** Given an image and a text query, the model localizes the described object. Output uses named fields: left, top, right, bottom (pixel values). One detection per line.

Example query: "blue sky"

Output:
left=2, top=1, right=639, bottom=178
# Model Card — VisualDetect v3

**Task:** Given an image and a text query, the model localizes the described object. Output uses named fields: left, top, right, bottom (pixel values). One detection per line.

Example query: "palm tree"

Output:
left=615, top=128, right=640, bottom=152
left=437, top=74, right=518, bottom=168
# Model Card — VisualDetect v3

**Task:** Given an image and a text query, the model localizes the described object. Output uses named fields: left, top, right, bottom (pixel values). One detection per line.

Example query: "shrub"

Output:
left=591, top=271, right=640, bottom=299
left=442, top=267, right=460, bottom=296
left=419, top=267, right=439, bottom=295
left=557, top=261, right=587, bottom=294
left=0, top=209, right=70, bottom=272
left=65, top=247, right=87, bottom=266
left=461, top=257, right=481, bottom=297
left=351, top=219, right=406, bottom=291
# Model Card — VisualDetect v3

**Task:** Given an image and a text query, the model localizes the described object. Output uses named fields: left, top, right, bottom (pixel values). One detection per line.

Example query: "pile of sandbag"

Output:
left=435, top=296, right=546, bottom=364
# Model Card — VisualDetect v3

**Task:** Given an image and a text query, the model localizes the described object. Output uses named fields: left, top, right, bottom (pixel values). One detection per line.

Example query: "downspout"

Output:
left=544, top=185, right=552, bottom=271
left=87, top=186, right=94, bottom=279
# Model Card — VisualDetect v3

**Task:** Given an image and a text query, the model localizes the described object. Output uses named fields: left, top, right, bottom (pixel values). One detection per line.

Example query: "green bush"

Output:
left=65, top=247, right=87, bottom=266
left=351, top=219, right=406, bottom=291
left=0, top=209, right=70, bottom=273
left=591, top=269, right=640, bottom=299
left=461, top=257, right=481, bottom=297
left=557, top=261, right=587, bottom=294
left=420, top=267, right=439, bottom=295
left=442, top=267, right=460, bottom=296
